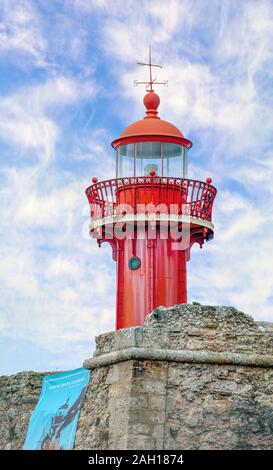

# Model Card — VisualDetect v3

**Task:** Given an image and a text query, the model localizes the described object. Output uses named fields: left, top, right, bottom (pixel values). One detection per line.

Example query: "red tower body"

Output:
left=86, top=60, right=216, bottom=330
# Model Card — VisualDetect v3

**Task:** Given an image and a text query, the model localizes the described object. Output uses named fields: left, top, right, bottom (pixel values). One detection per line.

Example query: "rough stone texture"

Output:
left=78, top=304, right=273, bottom=450
left=75, top=362, right=138, bottom=450
left=93, top=305, right=273, bottom=357
left=1, top=305, right=273, bottom=450
left=0, top=371, right=46, bottom=450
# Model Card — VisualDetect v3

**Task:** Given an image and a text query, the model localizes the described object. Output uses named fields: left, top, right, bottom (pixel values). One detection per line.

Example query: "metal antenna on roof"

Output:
left=134, top=46, right=168, bottom=92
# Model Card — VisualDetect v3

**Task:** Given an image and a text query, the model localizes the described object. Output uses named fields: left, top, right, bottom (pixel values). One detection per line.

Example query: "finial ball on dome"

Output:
left=143, top=91, right=160, bottom=111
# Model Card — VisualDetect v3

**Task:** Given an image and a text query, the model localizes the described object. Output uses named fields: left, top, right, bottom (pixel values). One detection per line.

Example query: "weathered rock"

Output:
left=0, top=371, right=46, bottom=450
left=1, top=305, right=273, bottom=450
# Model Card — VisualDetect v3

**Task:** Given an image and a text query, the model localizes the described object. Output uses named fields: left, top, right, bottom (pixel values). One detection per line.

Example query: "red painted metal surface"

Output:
left=86, top=176, right=216, bottom=222
left=111, top=90, right=192, bottom=149
left=112, top=133, right=192, bottom=149
left=115, top=235, right=187, bottom=329
left=86, top=177, right=216, bottom=329
left=86, top=72, right=216, bottom=329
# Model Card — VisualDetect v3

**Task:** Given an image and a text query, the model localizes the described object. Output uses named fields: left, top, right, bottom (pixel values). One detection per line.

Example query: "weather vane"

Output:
left=134, top=46, right=168, bottom=92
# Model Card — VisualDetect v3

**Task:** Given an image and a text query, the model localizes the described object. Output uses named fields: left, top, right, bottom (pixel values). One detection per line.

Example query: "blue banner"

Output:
left=24, top=367, right=90, bottom=450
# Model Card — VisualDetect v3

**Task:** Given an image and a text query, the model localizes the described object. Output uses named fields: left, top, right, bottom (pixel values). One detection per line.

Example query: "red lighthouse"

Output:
left=86, top=51, right=217, bottom=330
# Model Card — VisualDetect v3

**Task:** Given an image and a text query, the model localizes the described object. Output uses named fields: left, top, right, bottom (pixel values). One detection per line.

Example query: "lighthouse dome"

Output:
left=112, top=90, right=192, bottom=179
left=119, top=117, right=184, bottom=140
left=112, top=91, right=192, bottom=149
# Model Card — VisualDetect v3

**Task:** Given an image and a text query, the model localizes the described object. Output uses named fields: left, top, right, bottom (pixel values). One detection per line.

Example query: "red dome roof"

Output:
left=111, top=91, right=192, bottom=149
left=119, top=117, right=185, bottom=139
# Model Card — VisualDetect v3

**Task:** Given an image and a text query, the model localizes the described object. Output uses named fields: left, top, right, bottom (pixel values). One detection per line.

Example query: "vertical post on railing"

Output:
left=104, top=183, right=109, bottom=217
left=109, top=180, right=114, bottom=216
left=183, top=148, right=188, bottom=178
left=97, top=183, right=104, bottom=218
left=178, top=178, right=182, bottom=216
left=195, top=182, right=201, bottom=218
left=134, top=143, right=136, bottom=177
left=161, top=143, right=164, bottom=177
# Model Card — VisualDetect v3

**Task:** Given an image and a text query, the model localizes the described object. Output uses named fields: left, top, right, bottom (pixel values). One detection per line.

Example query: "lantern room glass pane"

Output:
left=135, top=142, right=162, bottom=176
left=117, top=144, right=134, bottom=177
left=163, top=143, right=186, bottom=178
left=116, top=142, right=188, bottom=178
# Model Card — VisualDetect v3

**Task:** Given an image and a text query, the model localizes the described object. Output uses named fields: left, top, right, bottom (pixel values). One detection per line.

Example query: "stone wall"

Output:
left=1, top=305, right=273, bottom=450
left=0, top=371, right=45, bottom=450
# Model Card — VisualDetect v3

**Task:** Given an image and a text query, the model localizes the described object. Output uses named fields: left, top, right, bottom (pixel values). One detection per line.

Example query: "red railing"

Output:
left=86, top=177, right=217, bottom=223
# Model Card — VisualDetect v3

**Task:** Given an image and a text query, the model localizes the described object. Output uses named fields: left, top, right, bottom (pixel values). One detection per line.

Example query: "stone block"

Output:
left=2, top=305, right=273, bottom=450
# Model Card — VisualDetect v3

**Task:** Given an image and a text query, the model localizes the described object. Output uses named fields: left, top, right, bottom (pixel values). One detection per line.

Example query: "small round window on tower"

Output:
left=128, top=256, right=141, bottom=270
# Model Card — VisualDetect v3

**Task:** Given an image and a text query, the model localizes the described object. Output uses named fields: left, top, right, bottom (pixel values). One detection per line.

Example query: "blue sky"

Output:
left=1, top=0, right=273, bottom=375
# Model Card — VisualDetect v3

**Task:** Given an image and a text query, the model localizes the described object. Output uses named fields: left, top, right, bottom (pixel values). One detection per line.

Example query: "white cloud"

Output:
left=0, top=76, right=94, bottom=163
left=0, top=161, right=116, bottom=355
left=46, top=257, right=81, bottom=278
left=59, top=287, right=79, bottom=303
left=87, top=0, right=273, bottom=322
left=94, top=0, right=273, bottom=158
left=189, top=188, right=273, bottom=321
left=0, top=74, right=114, bottom=363
left=0, top=0, right=47, bottom=65
left=0, top=248, right=39, bottom=297
left=1, top=0, right=273, bottom=374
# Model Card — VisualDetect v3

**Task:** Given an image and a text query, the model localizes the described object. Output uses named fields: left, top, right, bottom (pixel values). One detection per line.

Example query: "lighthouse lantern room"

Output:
left=86, top=50, right=217, bottom=330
